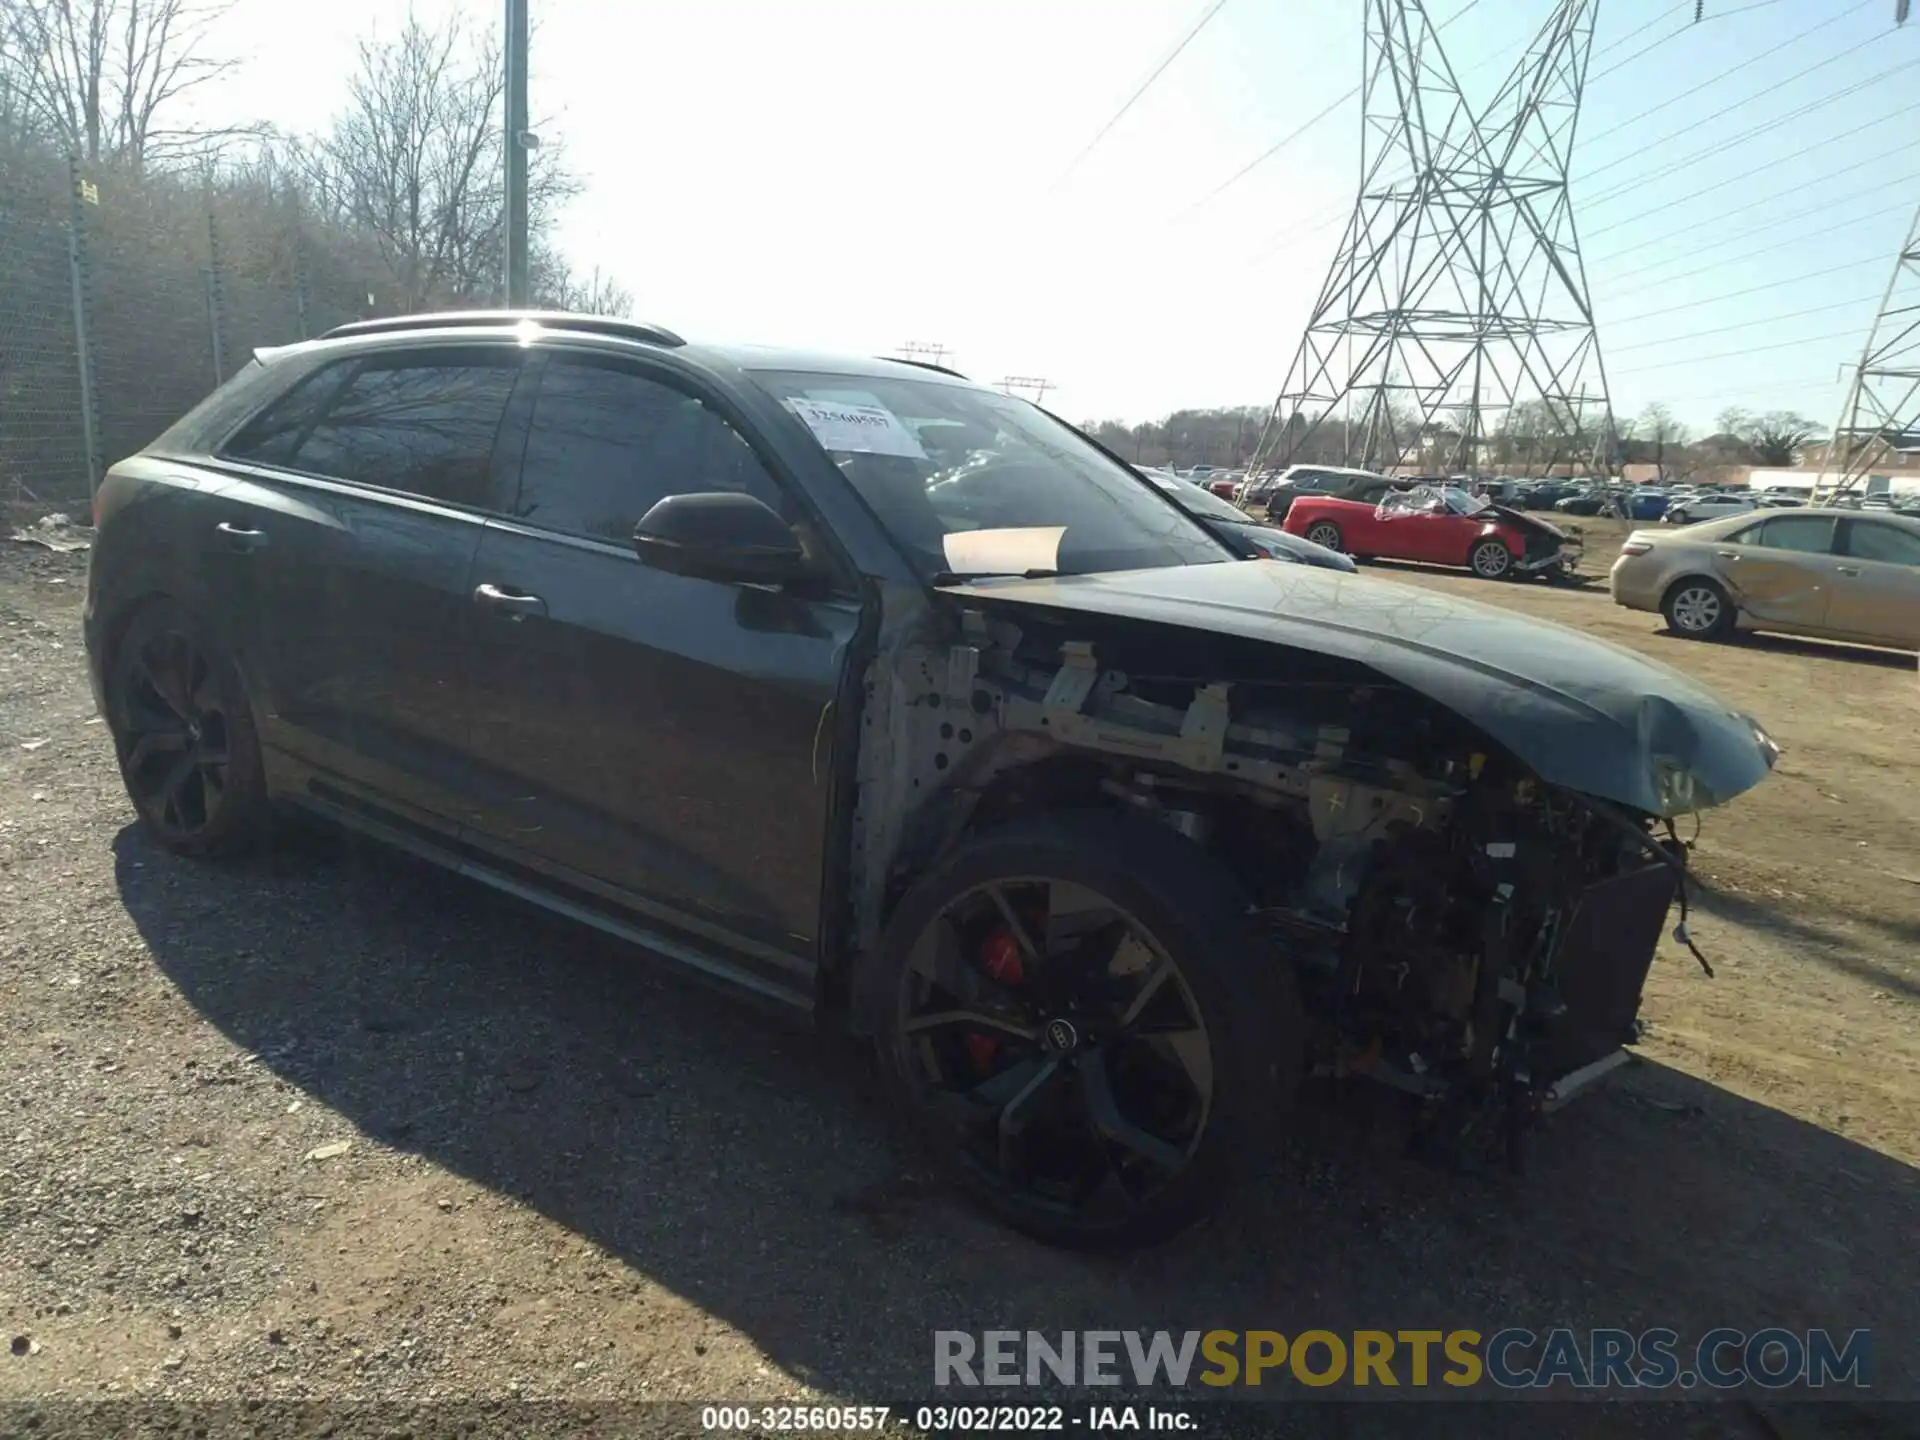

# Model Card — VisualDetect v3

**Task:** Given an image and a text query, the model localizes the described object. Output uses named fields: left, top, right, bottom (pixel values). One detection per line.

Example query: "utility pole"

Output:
left=1824, top=201, right=1920, bottom=496
left=1249, top=0, right=1614, bottom=478
left=503, top=0, right=531, bottom=307
left=898, top=341, right=953, bottom=369
left=998, top=376, right=1053, bottom=406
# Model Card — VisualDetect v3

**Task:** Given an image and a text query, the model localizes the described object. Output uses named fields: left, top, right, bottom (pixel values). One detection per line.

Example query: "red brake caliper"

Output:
left=966, top=927, right=1026, bottom=1073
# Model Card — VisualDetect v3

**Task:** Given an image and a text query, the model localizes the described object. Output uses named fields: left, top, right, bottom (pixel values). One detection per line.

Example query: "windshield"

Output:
left=1377, top=484, right=1491, bottom=519
left=1141, top=469, right=1253, bottom=525
left=750, top=370, right=1229, bottom=579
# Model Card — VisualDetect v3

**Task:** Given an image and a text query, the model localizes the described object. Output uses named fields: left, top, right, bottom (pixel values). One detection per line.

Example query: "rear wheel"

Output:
left=1469, top=538, right=1513, bottom=580
left=106, top=601, right=272, bottom=856
left=1303, top=521, right=1344, bottom=553
left=875, top=813, right=1300, bottom=1249
left=1662, top=577, right=1734, bottom=640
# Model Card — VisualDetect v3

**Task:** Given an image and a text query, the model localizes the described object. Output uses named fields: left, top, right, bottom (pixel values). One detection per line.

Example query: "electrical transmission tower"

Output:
left=1824, top=201, right=1920, bottom=494
left=1248, top=0, right=1614, bottom=478
left=998, top=376, right=1054, bottom=405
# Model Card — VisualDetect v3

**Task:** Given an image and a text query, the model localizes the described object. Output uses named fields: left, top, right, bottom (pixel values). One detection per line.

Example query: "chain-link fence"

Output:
left=1, top=159, right=358, bottom=514
left=0, top=202, right=87, bottom=510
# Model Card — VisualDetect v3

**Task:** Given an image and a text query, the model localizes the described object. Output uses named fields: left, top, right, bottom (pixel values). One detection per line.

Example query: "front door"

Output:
left=461, top=349, right=862, bottom=964
left=212, top=345, right=526, bottom=831
left=1713, top=513, right=1838, bottom=632
left=1829, top=518, right=1920, bottom=647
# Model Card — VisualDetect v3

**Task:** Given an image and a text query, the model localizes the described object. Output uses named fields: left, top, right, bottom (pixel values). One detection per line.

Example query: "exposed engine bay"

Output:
left=852, top=595, right=1727, bottom=1169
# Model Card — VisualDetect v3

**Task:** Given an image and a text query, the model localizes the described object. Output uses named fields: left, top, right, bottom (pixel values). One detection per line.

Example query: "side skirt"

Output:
left=283, top=787, right=817, bottom=1018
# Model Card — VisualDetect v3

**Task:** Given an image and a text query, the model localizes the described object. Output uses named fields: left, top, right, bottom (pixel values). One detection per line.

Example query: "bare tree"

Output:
left=1716, top=408, right=1823, bottom=468
left=296, top=11, right=580, bottom=311
left=536, top=261, right=633, bottom=318
left=1631, top=401, right=1691, bottom=482
left=0, top=0, right=244, bottom=170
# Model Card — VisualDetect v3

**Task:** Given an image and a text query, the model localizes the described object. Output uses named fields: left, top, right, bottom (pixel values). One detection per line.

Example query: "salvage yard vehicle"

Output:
left=1611, top=508, right=1920, bottom=650
left=1663, top=492, right=1757, bottom=526
left=1245, top=463, right=1393, bottom=520
left=85, top=312, right=1779, bottom=1248
left=1134, top=466, right=1357, bottom=571
left=1282, top=482, right=1584, bottom=581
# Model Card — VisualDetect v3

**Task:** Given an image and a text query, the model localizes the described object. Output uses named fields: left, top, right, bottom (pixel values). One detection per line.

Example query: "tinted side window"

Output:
left=1846, top=521, right=1920, bottom=566
left=223, top=362, right=356, bottom=467
left=290, top=357, right=519, bottom=506
left=1751, top=516, right=1835, bottom=553
left=512, top=358, right=786, bottom=542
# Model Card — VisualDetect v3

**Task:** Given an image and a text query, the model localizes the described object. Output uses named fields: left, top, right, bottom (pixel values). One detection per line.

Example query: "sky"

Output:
left=186, top=0, right=1919, bottom=433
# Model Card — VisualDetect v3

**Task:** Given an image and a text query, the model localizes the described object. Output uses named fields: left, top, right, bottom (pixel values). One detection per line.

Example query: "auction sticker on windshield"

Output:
left=786, top=394, right=927, bottom=459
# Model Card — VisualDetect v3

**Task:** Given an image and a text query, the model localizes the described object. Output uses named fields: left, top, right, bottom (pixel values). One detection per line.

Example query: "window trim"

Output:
left=504, top=345, right=860, bottom=591
left=212, top=342, right=528, bottom=516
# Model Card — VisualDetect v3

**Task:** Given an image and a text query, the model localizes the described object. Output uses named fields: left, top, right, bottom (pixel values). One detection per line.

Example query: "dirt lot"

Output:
left=1, top=526, right=1916, bottom=1432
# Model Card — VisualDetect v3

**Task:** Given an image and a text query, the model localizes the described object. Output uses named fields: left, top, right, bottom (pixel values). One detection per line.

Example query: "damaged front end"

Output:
left=851, top=564, right=1779, bottom=1169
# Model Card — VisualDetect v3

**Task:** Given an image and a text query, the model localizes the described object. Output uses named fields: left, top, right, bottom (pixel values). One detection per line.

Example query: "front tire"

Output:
left=106, top=600, right=272, bottom=856
left=1662, top=577, right=1735, bottom=640
left=1469, top=538, right=1513, bottom=580
left=873, top=812, right=1301, bottom=1249
left=1303, top=521, right=1344, bottom=553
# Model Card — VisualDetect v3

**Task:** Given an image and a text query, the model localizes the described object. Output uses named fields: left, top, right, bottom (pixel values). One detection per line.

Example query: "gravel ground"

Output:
left=1, top=535, right=1916, bottom=1439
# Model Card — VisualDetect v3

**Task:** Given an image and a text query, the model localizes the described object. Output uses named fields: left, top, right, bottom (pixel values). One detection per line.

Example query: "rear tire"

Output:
left=106, top=600, right=272, bottom=857
left=873, top=812, right=1302, bottom=1249
left=1303, top=521, right=1344, bottom=553
left=1469, top=538, right=1513, bottom=580
left=1662, top=577, right=1735, bottom=641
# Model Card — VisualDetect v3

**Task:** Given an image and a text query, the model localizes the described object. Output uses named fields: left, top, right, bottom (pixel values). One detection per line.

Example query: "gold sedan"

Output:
left=1609, top=508, right=1920, bottom=650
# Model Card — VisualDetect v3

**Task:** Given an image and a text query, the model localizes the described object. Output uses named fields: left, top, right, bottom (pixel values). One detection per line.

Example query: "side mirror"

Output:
left=632, top=492, right=811, bottom=585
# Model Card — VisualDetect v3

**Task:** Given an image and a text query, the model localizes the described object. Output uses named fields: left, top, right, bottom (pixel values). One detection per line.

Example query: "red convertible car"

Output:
left=1282, top=483, right=1583, bottom=581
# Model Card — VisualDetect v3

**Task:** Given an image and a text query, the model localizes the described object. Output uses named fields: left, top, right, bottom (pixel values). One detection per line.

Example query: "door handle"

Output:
left=1714, top=549, right=1739, bottom=559
left=1835, top=565, right=1861, bottom=576
left=472, top=582, right=547, bottom=619
left=215, top=521, right=268, bottom=552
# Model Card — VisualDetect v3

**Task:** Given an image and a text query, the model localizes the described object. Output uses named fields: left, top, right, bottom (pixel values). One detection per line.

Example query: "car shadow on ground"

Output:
left=1685, top=874, right=1920, bottom=999
left=1650, top=631, right=1917, bottom=670
left=1352, top=557, right=1581, bottom=590
left=113, top=822, right=1920, bottom=1411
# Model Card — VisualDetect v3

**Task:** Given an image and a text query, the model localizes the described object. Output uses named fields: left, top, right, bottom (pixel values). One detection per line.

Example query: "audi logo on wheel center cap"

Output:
left=1045, top=1018, right=1079, bottom=1053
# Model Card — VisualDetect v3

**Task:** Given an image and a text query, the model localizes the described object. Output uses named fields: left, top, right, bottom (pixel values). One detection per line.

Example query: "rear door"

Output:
left=213, top=344, right=526, bottom=831
left=1712, top=513, right=1838, bottom=632
left=1829, top=519, right=1920, bottom=647
left=460, top=348, right=863, bottom=966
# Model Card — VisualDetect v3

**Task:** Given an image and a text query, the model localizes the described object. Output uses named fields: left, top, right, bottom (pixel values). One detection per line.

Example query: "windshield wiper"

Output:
left=930, top=568, right=1060, bottom=586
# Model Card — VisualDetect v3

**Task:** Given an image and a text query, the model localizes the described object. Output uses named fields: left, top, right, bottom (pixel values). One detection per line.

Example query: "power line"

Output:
left=1609, top=292, right=1882, bottom=352
left=1583, top=0, right=1871, bottom=133
left=1055, top=0, right=1231, bottom=184
left=1585, top=134, right=1920, bottom=252
left=1591, top=193, right=1919, bottom=284
left=1656, top=374, right=1840, bottom=405
left=1582, top=129, right=1912, bottom=245
left=1589, top=0, right=1793, bottom=87
left=1581, top=45, right=1917, bottom=196
left=1607, top=252, right=1897, bottom=318
left=1181, top=0, right=1489, bottom=213
left=1611, top=324, right=1864, bottom=376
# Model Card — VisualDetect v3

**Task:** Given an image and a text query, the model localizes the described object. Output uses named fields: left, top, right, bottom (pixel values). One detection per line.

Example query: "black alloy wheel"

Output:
left=108, top=604, right=269, bottom=855
left=877, top=814, right=1299, bottom=1248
